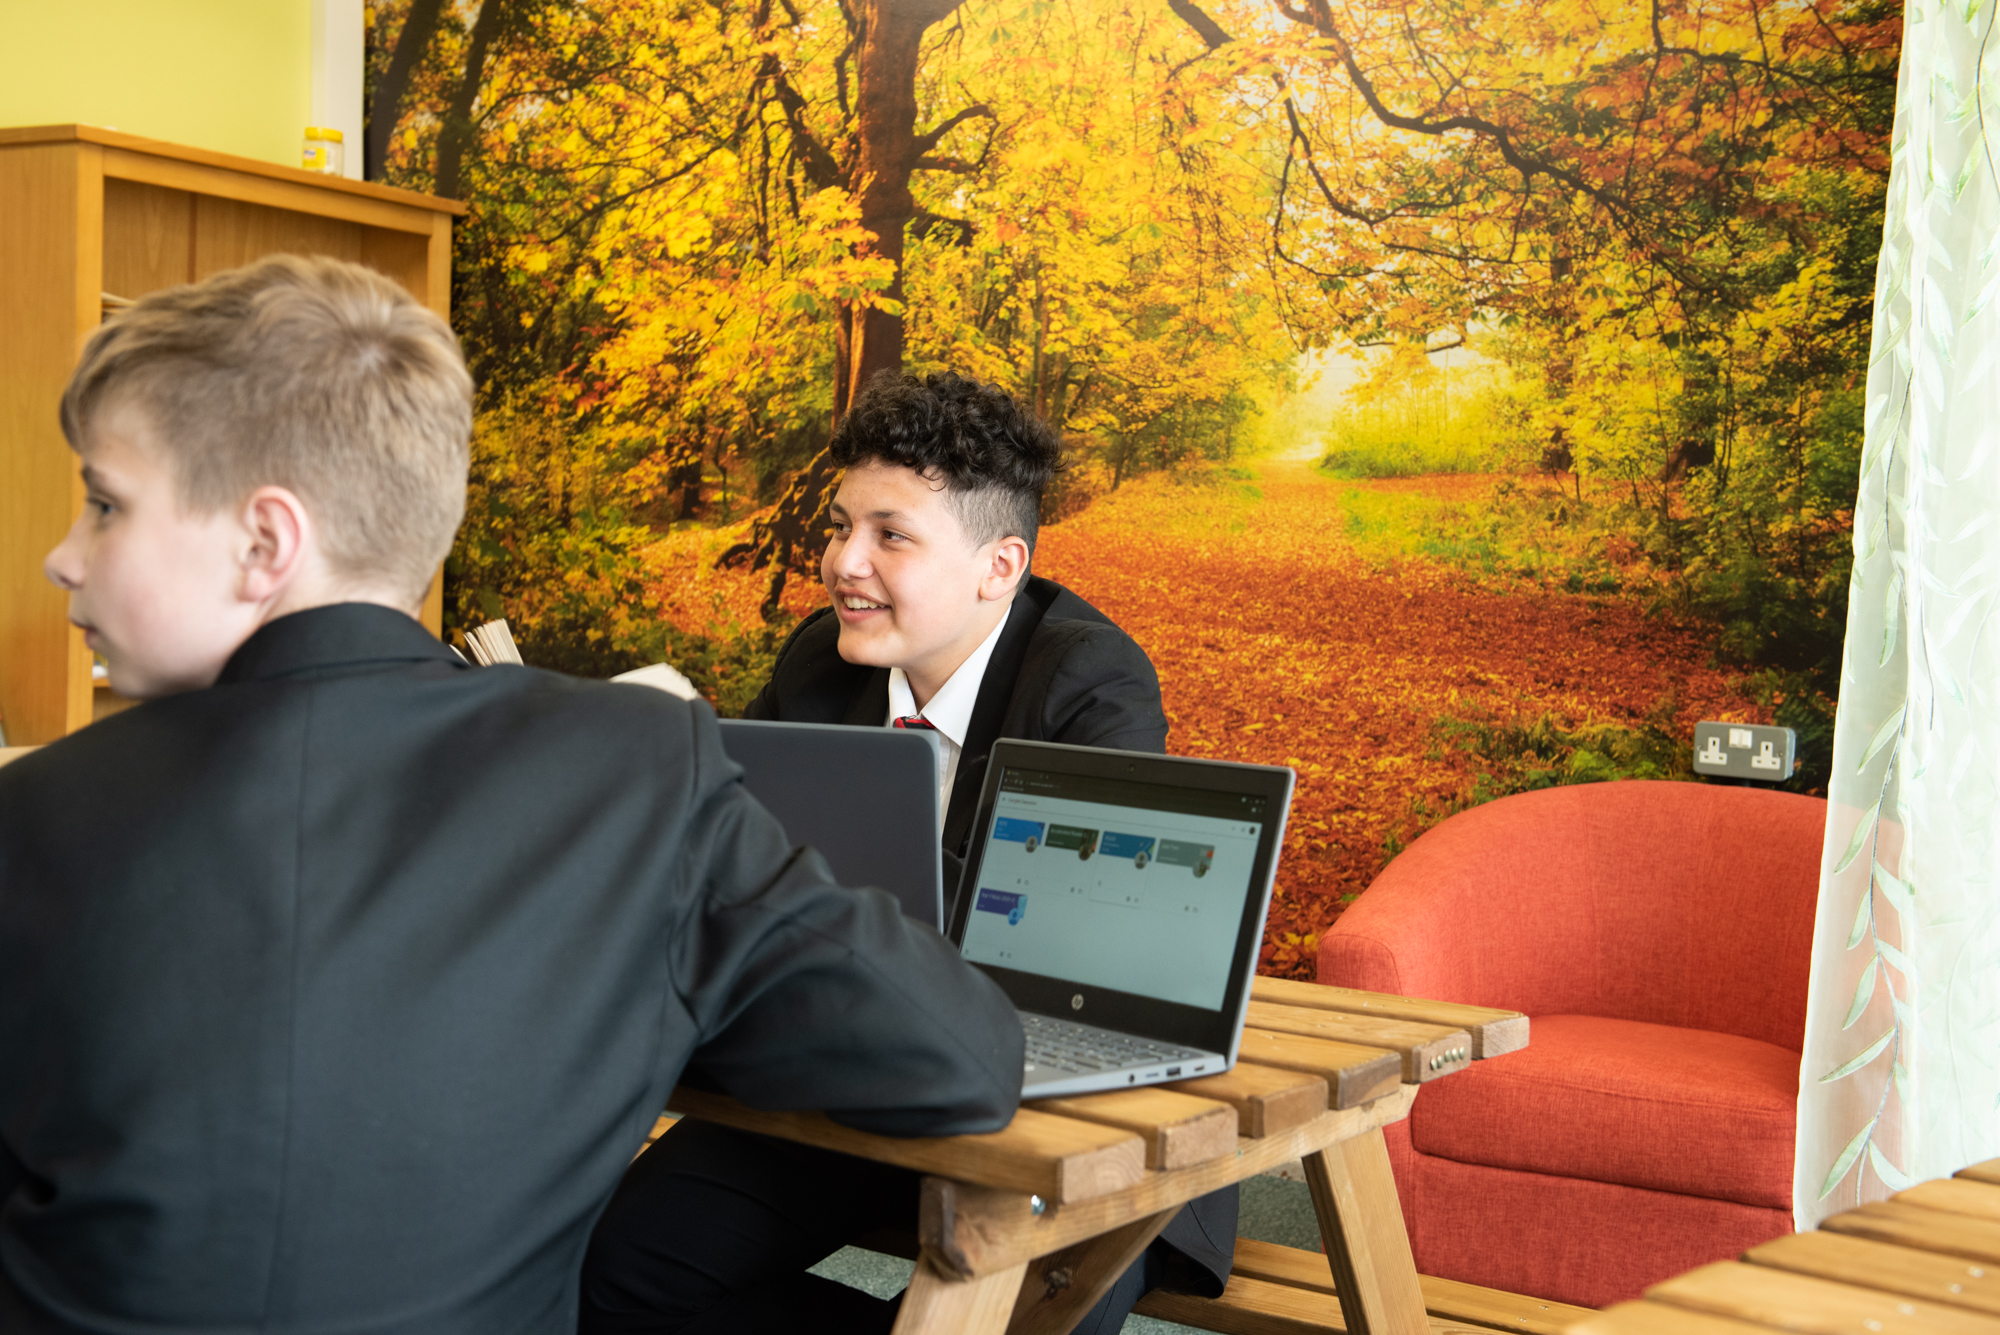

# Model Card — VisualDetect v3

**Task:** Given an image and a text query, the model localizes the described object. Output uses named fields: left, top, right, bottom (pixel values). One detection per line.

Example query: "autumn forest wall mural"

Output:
left=366, top=0, right=1897, bottom=975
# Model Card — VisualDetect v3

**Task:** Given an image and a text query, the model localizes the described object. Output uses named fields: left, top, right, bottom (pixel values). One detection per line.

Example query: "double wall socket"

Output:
left=1692, top=721, right=1795, bottom=782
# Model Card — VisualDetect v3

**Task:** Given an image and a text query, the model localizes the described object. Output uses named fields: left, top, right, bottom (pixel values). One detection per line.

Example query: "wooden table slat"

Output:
left=1251, top=977, right=1529, bottom=1060
left=921, top=1085, right=1418, bottom=1277
left=1419, top=1271, right=1599, bottom=1335
left=1246, top=1000, right=1472, bottom=1084
left=1958, top=1160, right=2000, bottom=1187
left=1900, top=1178, right=2000, bottom=1222
left=1166, top=1061, right=1328, bottom=1138
left=1822, top=1199, right=2000, bottom=1265
left=1569, top=1299, right=1792, bottom=1333
left=666, top=1086, right=1145, bottom=1205
left=1236, top=1028, right=1404, bottom=1108
left=1746, top=1231, right=2000, bottom=1317
left=642, top=1113, right=676, bottom=1152
left=1027, top=1087, right=1239, bottom=1170
left=1649, top=1258, right=2000, bottom=1334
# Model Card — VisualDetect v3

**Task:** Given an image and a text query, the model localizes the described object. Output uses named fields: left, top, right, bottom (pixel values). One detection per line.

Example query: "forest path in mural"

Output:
left=1029, top=454, right=1756, bottom=976
left=641, top=451, right=1761, bottom=976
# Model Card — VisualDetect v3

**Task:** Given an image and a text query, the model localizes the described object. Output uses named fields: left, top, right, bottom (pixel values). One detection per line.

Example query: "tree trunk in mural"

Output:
left=836, top=0, right=955, bottom=415
left=432, top=0, right=514, bottom=200
left=722, top=0, right=991, bottom=617
left=366, top=0, right=445, bottom=182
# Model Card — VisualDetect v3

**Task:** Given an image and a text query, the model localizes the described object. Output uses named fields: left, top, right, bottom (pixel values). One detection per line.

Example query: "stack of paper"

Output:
left=462, top=619, right=523, bottom=666
left=610, top=661, right=701, bottom=701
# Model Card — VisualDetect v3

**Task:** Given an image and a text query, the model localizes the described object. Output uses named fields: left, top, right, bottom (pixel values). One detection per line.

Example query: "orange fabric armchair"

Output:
left=1317, top=779, right=1826, bottom=1309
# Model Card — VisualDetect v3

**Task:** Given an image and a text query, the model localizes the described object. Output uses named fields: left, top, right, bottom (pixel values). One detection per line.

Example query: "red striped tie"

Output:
left=892, top=715, right=936, bottom=730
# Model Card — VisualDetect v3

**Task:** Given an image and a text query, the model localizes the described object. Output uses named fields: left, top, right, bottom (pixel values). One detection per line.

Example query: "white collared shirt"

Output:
left=886, top=608, right=1013, bottom=815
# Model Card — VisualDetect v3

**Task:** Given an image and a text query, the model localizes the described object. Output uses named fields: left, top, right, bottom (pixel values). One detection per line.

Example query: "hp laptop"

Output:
left=947, top=739, right=1294, bottom=1098
left=716, top=718, right=946, bottom=929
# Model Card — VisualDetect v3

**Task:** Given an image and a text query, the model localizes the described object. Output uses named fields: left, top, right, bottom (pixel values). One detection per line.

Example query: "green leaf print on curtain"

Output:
left=1796, top=0, right=2000, bottom=1227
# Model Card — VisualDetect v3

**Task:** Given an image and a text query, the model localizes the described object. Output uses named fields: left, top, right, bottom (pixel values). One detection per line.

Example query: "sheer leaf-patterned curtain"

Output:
left=1796, top=0, right=2000, bottom=1228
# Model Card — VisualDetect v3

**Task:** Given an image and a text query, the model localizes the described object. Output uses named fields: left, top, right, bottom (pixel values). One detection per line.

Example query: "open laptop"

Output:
left=716, top=718, right=946, bottom=929
left=947, top=739, right=1295, bottom=1098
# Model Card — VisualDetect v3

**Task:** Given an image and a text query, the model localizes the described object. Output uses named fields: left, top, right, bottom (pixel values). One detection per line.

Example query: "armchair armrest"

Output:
left=1317, top=781, right=1827, bottom=1046
left=1317, top=796, right=1583, bottom=1014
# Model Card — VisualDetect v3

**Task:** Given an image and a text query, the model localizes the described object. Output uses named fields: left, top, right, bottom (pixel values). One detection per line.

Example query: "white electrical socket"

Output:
left=1692, top=721, right=1795, bottom=781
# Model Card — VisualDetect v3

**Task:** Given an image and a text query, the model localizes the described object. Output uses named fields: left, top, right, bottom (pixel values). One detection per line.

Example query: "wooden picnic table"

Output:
left=1572, top=1156, right=2000, bottom=1334
left=663, top=975, right=1528, bottom=1335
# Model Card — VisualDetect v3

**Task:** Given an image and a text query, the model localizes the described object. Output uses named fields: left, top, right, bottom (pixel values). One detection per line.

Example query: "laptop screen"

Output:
left=716, top=719, right=944, bottom=928
left=959, top=765, right=1270, bottom=1011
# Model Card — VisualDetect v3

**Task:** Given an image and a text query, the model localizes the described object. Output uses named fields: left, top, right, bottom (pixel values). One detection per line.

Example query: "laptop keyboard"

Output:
left=1021, top=1012, right=1207, bottom=1076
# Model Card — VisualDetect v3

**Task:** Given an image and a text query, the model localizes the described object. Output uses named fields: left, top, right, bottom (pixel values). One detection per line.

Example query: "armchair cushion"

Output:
left=1410, top=1015, right=1797, bottom=1209
left=1394, top=1132, right=1795, bottom=1309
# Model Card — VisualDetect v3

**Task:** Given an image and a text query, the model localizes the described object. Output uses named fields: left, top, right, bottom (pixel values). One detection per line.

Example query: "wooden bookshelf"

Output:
left=0, top=125, right=465, bottom=746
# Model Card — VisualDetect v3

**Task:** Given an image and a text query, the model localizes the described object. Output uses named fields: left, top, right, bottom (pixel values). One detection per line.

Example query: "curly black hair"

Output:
left=829, top=370, right=1064, bottom=551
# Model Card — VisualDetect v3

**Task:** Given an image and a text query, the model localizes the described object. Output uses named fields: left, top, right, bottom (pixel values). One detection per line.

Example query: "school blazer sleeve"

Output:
left=740, top=608, right=823, bottom=721
left=0, top=1134, right=20, bottom=1211
left=1033, top=619, right=1170, bottom=754
left=665, top=709, right=1023, bottom=1136
left=741, top=607, right=882, bottom=726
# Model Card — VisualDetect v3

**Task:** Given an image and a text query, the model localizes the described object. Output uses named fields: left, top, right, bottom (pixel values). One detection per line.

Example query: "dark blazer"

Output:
left=745, top=575, right=1238, bottom=1296
left=0, top=604, right=1021, bottom=1335
left=746, top=575, right=1171, bottom=881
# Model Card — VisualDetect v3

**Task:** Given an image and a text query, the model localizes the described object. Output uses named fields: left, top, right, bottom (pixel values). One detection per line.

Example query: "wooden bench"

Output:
left=1137, top=1236, right=1595, bottom=1334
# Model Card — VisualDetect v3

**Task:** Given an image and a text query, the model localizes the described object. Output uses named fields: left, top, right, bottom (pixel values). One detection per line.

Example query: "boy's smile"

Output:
left=822, top=459, right=1028, bottom=706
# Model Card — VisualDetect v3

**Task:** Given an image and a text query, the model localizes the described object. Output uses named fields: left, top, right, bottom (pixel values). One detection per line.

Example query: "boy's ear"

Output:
left=236, top=485, right=315, bottom=606
left=979, top=533, right=1031, bottom=603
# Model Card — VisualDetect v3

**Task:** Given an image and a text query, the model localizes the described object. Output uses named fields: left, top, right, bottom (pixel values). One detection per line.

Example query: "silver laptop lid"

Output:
left=947, top=740, right=1294, bottom=1062
left=717, top=718, right=945, bottom=929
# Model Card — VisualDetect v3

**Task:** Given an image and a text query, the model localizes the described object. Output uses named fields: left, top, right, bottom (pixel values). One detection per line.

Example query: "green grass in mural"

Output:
left=654, top=623, right=794, bottom=719
left=1056, top=460, right=1269, bottom=543
left=1326, top=472, right=1851, bottom=792
left=1328, top=478, right=1635, bottom=595
left=1319, top=438, right=1507, bottom=479
left=1436, top=710, right=1692, bottom=802
left=1331, top=486, right=1504, bottom=570
left=1382, top=707, right=1695, bottom=859
left=1316, top=348, right=1541, bottom=480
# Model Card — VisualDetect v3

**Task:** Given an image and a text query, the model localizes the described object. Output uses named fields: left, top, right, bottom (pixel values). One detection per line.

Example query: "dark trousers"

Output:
left=578, top=1120, right=1171, bottom=1334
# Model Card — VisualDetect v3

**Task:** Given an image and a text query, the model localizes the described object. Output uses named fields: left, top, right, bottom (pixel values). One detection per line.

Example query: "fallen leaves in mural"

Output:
left=1031, top=457, right=1762, bottom=978
left=647, top=455, right=1764, bottom=979
left=642, top=525, right=824, bottom=643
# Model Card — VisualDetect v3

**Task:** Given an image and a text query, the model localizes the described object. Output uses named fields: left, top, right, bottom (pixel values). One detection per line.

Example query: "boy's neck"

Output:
left=266, top=585, right=422, bottom=625
left=904, top=596, right=1014, bottom=709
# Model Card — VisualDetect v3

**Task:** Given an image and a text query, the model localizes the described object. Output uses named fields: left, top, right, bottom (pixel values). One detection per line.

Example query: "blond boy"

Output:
left=0, top=256, right=1019, bottom=1334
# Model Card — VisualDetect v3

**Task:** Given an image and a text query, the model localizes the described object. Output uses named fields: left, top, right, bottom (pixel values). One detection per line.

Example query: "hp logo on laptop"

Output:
left=1071, top=994, right=1084, bottom=1010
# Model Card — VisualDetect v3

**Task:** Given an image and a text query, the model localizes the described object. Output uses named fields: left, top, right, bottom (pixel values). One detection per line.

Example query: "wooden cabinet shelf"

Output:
left=0, top=125, right=464, bottom=746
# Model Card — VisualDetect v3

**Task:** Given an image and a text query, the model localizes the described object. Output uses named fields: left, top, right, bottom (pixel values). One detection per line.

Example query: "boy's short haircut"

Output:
left=830, top=370, right=1063, bottom=553
left=60, top=254, right=473, bottom=605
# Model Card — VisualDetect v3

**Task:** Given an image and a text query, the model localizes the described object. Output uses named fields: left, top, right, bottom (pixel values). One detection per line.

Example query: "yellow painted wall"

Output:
left=0, top=0, right=312, bottom=167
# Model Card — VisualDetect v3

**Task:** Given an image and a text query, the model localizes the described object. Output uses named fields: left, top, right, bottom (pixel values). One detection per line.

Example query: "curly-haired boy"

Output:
left=581, top=371, right=1234, bottom=1334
